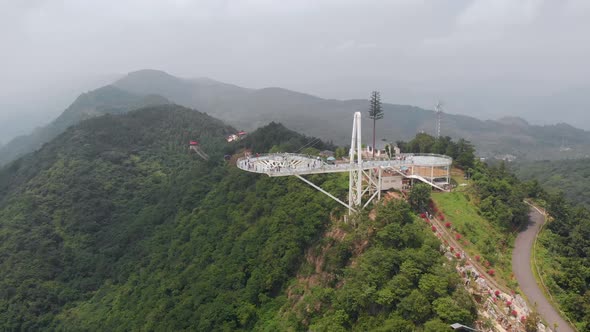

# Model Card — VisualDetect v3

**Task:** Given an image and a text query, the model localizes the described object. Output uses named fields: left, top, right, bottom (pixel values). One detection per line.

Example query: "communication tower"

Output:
left=435, top=101, right=443, bottom=138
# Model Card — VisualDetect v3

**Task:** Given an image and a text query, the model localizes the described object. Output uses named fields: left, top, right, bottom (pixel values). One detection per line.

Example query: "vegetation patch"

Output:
left=272, top=199, right=478, bottom=331
left=533, top=193, right=590, bottom=331
left=432, top=191, right=515, bottom=287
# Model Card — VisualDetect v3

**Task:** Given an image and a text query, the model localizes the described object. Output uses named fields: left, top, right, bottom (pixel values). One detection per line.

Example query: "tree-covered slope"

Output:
left=0, top=102, right=486, bottom=330
left=270, top=200, right=478, bottom=332
left=535, top=193, right=590, bottom=331
left=0, top=85, right=170, bottom=166
left=514, top=158, right=590, bottom=208
left=0, top=104, right=350, bottom=330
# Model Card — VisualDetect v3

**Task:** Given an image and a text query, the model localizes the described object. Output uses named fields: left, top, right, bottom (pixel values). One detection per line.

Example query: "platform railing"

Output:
left=237, top=153, right=452, bottom=176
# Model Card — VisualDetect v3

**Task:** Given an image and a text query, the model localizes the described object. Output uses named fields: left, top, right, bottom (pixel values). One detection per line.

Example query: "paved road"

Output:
left=512, top=208, right=574, bottom=332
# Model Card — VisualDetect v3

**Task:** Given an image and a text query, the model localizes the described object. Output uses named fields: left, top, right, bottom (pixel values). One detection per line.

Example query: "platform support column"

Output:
left=349, top=112, right=363, bottom=214
left=348, top=112, right=383, bottom=212
left=378, top=167, right=382, bottom=201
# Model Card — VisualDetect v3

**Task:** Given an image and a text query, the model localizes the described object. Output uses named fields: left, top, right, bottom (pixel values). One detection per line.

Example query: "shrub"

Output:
left=444, top=222, right=451, bottom=228
left=455, top=233, right=462, bottom=240
left=489, top=270, right=496, bottom=277
left=431, top=226, right=437, bottom=232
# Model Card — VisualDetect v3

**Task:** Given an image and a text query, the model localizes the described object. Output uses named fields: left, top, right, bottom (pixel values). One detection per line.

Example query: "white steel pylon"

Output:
left=348, top=112, right=381, bottom=214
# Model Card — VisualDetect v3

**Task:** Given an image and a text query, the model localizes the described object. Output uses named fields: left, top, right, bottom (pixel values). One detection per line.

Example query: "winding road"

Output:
left=512, top=207, right=574, bottom=332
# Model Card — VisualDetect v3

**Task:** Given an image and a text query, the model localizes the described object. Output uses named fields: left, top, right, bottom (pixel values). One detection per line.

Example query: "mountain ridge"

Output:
left=2, top=69, right=590, bottom=166
left=113, top=69, right=590, bottom=160
left=0, top=85, right=170, bottom=165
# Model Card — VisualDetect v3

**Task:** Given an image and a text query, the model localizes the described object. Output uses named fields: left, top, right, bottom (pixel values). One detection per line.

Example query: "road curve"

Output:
left=512, top=208, right=574, bottom=332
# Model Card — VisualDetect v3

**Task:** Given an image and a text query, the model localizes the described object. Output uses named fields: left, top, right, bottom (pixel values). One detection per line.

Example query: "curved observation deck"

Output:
left=236, top=112, right=452, bottom=212
left=237, top=153, right=452, bottom=178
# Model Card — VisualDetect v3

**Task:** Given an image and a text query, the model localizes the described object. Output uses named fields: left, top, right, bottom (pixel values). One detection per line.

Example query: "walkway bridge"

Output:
left=237, top=112, right=452, bottom=213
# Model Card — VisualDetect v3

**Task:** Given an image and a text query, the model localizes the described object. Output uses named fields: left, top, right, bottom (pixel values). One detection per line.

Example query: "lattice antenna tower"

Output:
left=435, top=101, right=444, bottom=138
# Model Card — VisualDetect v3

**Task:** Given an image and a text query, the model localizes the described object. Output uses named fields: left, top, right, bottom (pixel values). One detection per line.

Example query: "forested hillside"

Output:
left=0, top=106, right=340, bottom=330
left=0, top=85, right=170, bottom=166
left=0, top=104, right=482, bottom=330
left=514, top=158, right=590, bottom=208
left=534, top=192, right=590, bottom=331
left=271, top=200, right=478, bottom=331
left=0, top=104, right=345, bottom=330
left=506, top=161, right=590, bottom=330
left=1, top=102, right=586, bottom=330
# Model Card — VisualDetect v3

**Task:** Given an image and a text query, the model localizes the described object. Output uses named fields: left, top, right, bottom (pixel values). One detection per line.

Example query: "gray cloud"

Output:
left=1, top=0, right=589, bottom=143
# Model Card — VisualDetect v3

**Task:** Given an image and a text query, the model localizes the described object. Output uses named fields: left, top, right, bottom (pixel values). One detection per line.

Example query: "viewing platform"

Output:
left=237, top=153, right=451, bottom=180
left=236, top=112, right=453, bottom=213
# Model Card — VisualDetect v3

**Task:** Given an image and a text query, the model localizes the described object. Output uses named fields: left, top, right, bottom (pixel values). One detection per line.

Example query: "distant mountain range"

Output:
left=1, top=69, right=589, bottom=165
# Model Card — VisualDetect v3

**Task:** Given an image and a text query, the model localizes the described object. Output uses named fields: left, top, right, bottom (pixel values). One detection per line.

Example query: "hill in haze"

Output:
left=114, top=70, right=590, bottom=160
left=2, top=69, right=589, bottom=167
left=0, top=85, right=169, bottom=165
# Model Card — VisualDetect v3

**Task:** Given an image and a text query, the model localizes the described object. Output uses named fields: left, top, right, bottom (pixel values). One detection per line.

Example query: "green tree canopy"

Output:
left=408, top=183, right=432, bottom=212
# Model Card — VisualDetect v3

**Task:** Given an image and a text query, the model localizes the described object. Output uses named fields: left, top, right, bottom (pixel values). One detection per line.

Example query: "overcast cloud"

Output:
left=1, top=0, right=589, bottom=143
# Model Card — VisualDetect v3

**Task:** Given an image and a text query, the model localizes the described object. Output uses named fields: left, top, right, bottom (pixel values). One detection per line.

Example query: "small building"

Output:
left=380, top=169, right=403, bottom=190
left=227, top=131, right=248, bottom=143
left=494, top=154, right=516, bottom=162
left=319, top=150, right=335, bottom=158
left=364, top=143, right=387, bottom=159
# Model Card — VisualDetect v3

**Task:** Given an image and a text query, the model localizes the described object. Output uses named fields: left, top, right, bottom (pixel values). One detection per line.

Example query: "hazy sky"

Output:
left=1, top=0, right=589, bottom=143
